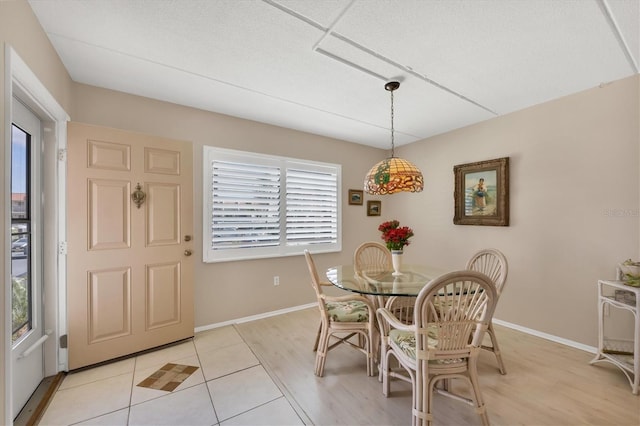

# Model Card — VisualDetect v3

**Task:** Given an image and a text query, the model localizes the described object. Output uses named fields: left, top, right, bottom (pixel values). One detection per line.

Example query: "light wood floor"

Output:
left=235, top=307, right=640, bottom=426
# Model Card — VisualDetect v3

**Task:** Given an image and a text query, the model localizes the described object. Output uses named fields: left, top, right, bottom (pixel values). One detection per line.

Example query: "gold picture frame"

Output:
left=453, top=157, right=509, bottom=226
left=348, top=189, right=363, bottom=205
left=367, top=200, right=381, bottom=216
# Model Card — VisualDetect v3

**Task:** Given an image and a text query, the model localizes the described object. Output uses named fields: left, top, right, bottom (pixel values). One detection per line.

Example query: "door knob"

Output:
left=184, top=249, right=192, bottom=256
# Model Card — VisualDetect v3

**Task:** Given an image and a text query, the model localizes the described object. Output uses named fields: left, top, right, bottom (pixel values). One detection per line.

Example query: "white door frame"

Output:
left=4, top=45, right=69, bottom=422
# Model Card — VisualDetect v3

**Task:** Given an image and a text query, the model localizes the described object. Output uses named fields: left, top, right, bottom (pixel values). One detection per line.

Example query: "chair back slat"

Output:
left=304, top=250, right=322, bottom=294
left=466, top=248, right=508, bottom=295
left=386, top=295, right=415, bottom=325
left=415, top=271, right=497, bottom=357
left=354, top=242, right=392, bottom=279
left=304, top=250, right=329, bottom=319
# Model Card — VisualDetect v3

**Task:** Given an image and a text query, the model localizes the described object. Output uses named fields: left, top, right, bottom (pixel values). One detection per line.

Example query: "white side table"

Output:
left=590, top=280, right=639, bottom=394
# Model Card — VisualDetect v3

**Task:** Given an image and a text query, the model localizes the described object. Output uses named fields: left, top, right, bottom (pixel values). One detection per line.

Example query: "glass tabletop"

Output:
left=326, top=264, right=447, bottom=297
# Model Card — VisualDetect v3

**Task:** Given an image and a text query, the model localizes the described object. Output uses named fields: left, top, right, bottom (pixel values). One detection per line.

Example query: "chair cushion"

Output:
left=389, top=328, right=467, bottom=366
left=326, top=300, right=369, bottom=322
left=389, top=329, right=436, bottom=360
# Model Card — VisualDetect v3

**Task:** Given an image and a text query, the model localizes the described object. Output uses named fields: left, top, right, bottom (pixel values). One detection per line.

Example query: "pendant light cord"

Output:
left=390, top=88, right=395, bottom=158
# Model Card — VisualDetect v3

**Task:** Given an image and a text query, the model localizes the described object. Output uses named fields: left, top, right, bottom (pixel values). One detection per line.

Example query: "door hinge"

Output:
left=59, top=334, right=68, bottom=349
left=58, top=241, right=67, bottom=255
left=58, top=148, right=67, bottom=162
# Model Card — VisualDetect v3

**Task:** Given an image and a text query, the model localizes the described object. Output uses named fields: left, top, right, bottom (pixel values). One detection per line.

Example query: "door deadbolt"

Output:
left=184, top=235, right=192, bottom=242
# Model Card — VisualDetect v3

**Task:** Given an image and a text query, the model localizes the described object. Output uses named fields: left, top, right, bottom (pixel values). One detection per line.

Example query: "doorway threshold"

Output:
left=14, top=373, right=65, bottom=426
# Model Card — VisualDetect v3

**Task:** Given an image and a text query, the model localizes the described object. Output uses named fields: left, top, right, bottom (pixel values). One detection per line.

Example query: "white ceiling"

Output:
left=28, top=0, right=639, bottom=149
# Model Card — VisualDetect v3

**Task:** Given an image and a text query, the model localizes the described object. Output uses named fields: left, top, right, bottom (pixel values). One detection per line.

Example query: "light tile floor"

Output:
left=38, top=326, right=305, bottom=426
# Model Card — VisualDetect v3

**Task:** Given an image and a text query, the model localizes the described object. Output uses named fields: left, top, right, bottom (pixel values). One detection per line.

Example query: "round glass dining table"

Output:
left=325, top=264, right=447, bottom=297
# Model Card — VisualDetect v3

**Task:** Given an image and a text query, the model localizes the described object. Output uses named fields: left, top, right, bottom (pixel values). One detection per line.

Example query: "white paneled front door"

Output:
left=66, top=122, right=194, bottom=370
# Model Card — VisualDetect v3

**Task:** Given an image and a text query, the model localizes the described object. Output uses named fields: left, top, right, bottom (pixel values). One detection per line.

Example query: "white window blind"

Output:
left=286, top=164, right=338, bottom=246
left=203, top=147, right=341, bottom=262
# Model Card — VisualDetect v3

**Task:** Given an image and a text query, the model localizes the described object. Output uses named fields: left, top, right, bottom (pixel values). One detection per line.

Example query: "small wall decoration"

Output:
left=367, top=200, right=381, bottom=216
left=348, top=189, right=364, bottom=205
left=453, top=157, right=509, bottom=226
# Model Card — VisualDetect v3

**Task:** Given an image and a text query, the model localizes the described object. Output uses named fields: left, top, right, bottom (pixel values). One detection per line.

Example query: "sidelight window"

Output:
left=11, top=124, right=32, bottom=343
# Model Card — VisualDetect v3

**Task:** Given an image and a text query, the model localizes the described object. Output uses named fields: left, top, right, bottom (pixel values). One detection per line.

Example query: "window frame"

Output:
left=11, top=123, right=33, bottom=343
left=203, top=146, right=342, bottom=263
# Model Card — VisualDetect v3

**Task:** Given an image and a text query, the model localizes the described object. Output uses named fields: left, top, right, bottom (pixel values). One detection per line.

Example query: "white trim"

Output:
left=194, top=303, right=316, bottom=333
left=493, top=318, right=597, bottom=354
left=56, top=126, right=67, bottom=372
left=193, top=305, right=598, bottom=356
left=5, top=46, right=70, bottom=421
left=3, top=42, right=14, bottom=426
left=597, top=0, right=639, bottom=73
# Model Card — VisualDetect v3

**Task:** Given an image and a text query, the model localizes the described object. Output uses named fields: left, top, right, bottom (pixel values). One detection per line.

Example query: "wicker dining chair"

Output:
left=353, top=241, right=393, bottom=309
left=377, top=270, right=498, bottom=426
left=354, top=241, right=393, bottom=280
left=354, top=241, right=417, bottom=379
left=354, top=242, right=416, bottom=325
left=304, top=250, right=377, bottom=377
left=466, top=248, right=509, bottom=374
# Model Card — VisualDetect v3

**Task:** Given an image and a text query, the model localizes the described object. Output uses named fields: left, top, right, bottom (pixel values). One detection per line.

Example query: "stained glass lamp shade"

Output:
left=364, top=157, right=424, bottom=195
left=364, top=81, right=424, bottom=195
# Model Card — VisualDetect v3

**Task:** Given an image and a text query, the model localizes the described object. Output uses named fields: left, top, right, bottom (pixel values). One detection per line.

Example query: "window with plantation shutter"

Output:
left=203, top=147, right=341, bottom=262
left=286, top=164, right=338, bottom=246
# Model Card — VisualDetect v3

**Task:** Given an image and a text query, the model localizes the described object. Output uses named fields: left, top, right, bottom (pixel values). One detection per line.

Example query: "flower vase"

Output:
left=391, top=250, right=403, bottom=276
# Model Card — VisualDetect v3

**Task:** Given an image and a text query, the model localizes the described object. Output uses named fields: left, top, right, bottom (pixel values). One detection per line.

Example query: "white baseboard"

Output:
left=194, top=303, right=316, bottom=333
left=493, top=318, right=597, bottom=354
left=195, top=305, right=597, bottom=355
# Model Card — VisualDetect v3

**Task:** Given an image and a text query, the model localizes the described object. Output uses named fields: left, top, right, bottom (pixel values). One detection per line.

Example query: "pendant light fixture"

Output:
left=364, top=81, right=424, bottom=195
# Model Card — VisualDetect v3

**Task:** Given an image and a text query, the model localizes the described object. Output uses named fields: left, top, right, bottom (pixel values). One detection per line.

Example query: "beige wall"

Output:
left=393, top=75, right=640, bottom=346
left=71, top=83, right=388, bottom=327
left=1, top=0, right=74, bottom=423
left=1, top=0, right=74, bottom=422
left=0, top=1, right=73, bottom=111
left=72, top=75, right=640, bottom=348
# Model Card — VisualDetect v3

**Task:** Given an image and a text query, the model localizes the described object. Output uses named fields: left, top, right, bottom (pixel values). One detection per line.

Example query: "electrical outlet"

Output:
left=273, top=276, right=280, bottom=286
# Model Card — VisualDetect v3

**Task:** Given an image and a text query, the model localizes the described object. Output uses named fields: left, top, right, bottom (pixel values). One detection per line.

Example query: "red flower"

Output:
left=378, top=220, right=414, bottom=251
left=378, top=220, right=399, bottom=234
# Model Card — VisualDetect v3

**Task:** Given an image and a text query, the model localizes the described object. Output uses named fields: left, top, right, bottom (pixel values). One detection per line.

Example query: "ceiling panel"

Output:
left=28, top=0, right=639, bottom=149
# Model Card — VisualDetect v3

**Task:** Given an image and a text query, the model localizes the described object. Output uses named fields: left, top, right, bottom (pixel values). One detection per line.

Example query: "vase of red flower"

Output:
left=378, top=220, right=414, bottom=276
